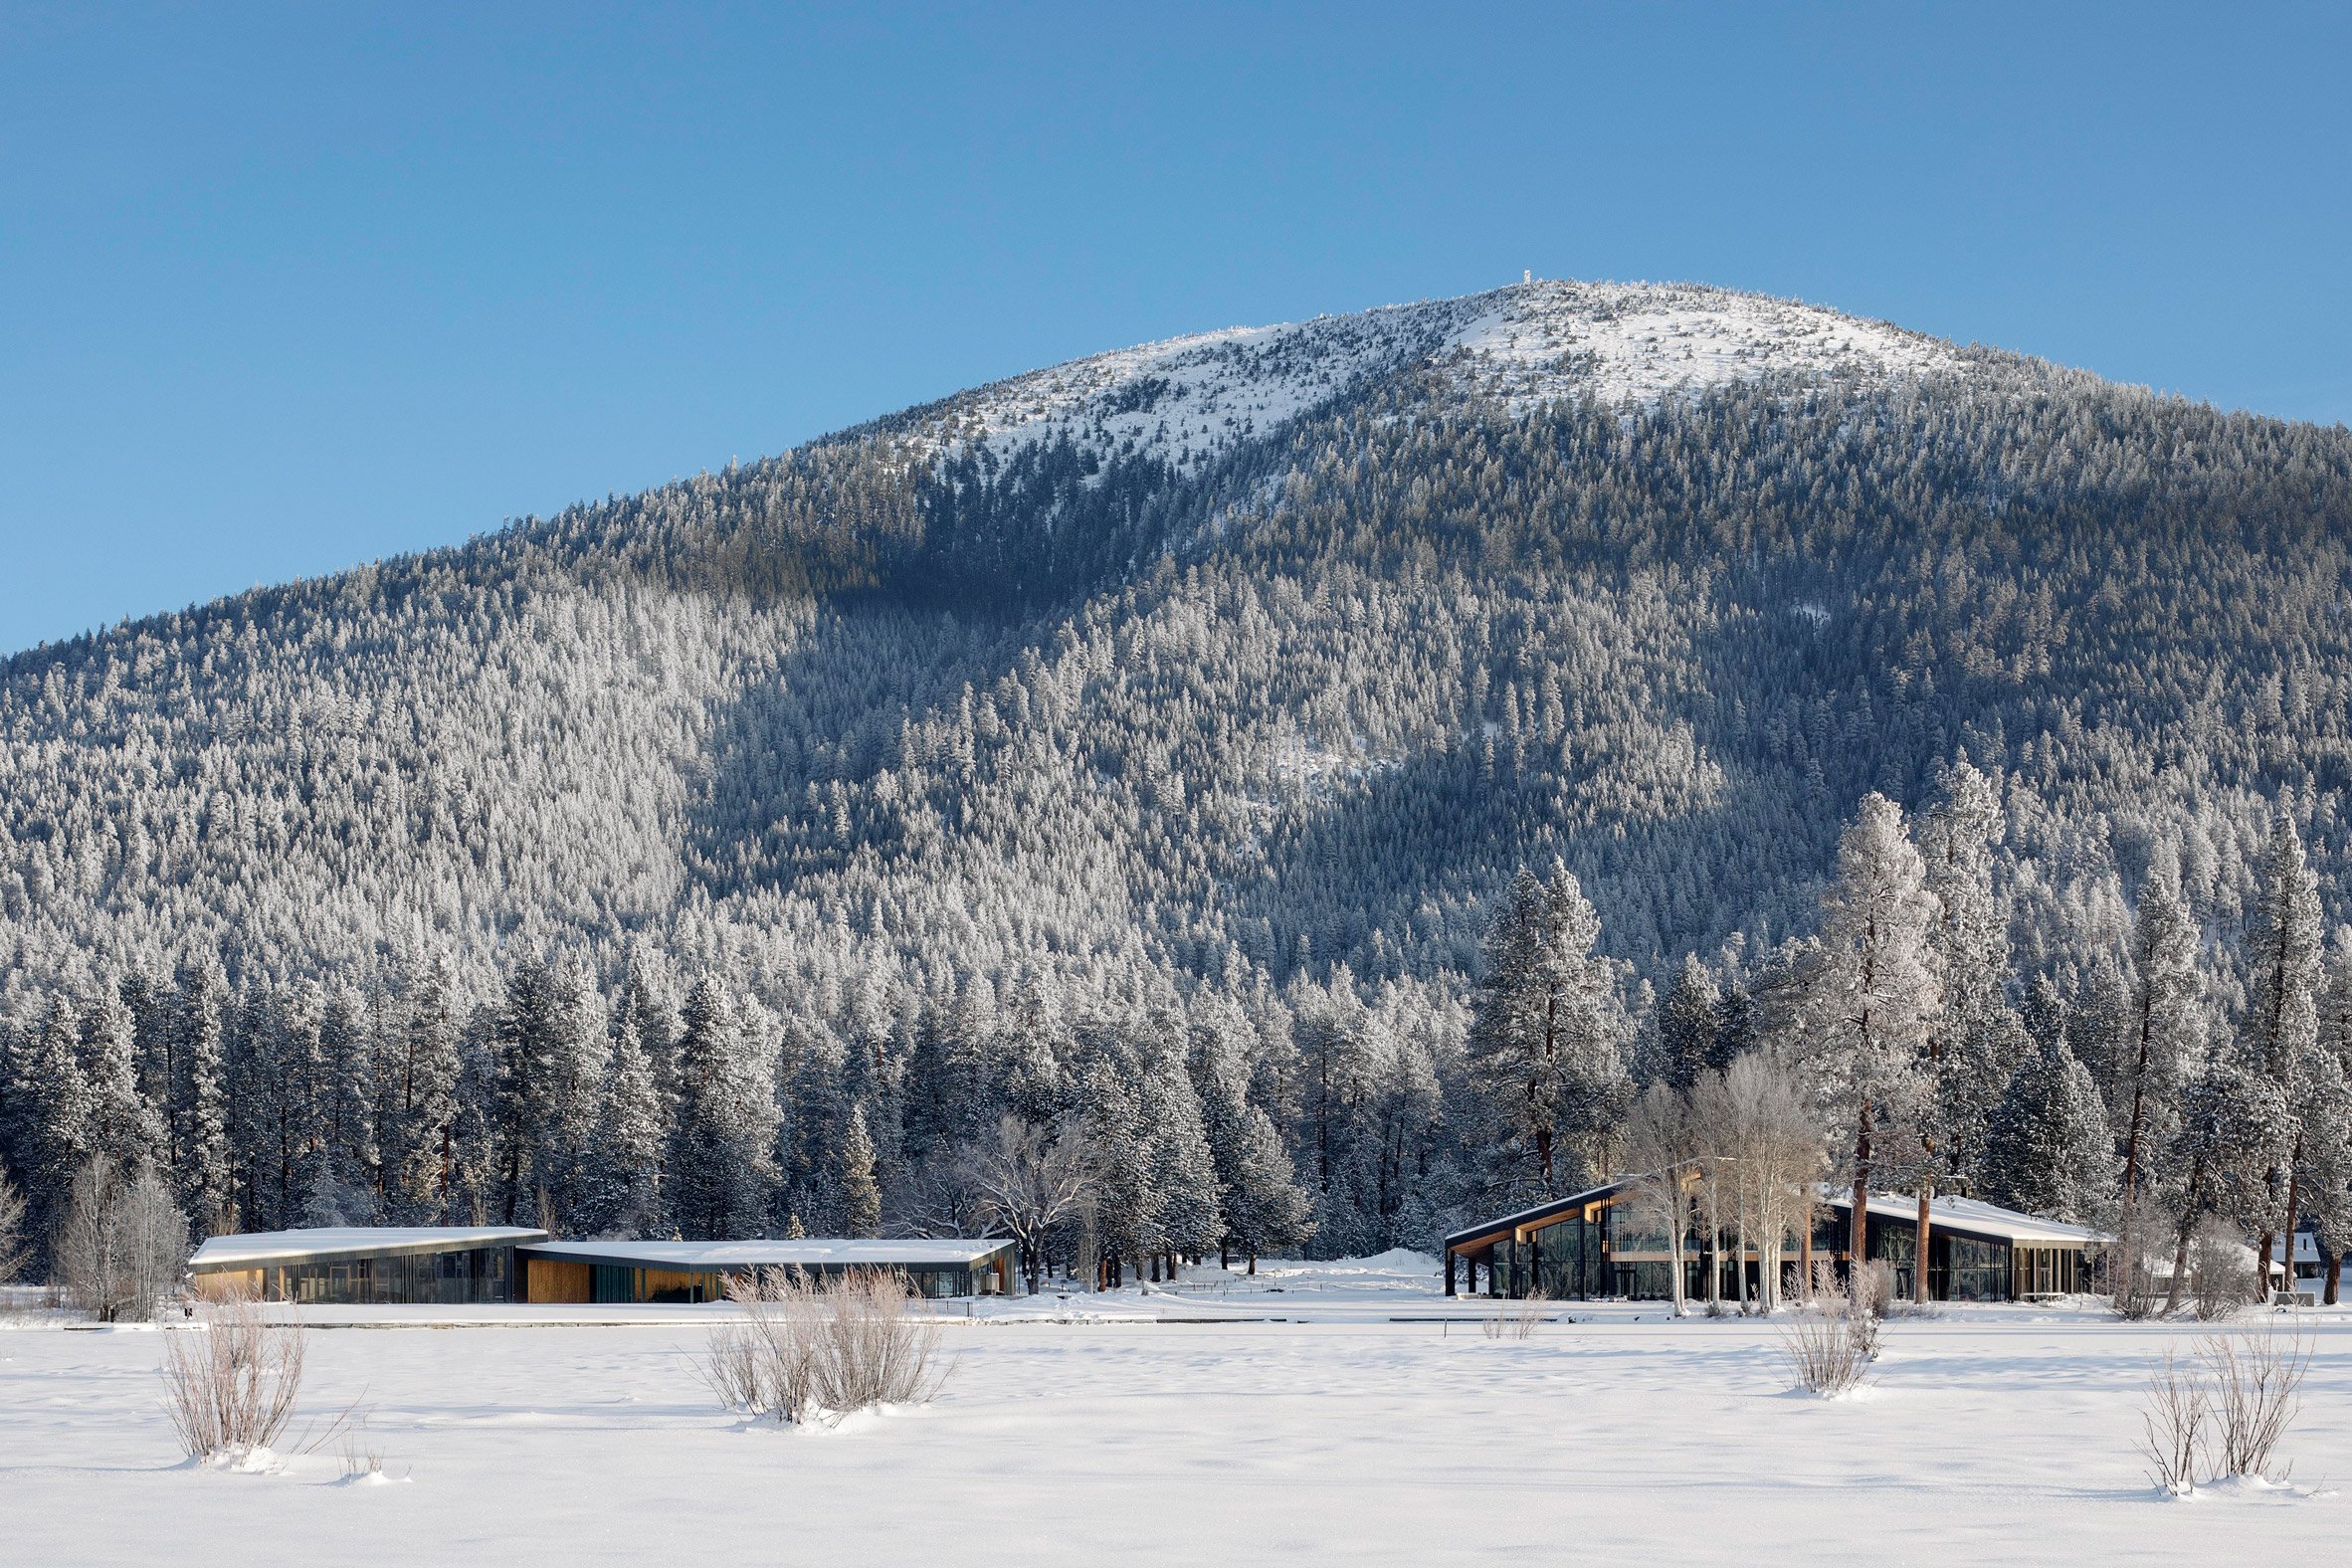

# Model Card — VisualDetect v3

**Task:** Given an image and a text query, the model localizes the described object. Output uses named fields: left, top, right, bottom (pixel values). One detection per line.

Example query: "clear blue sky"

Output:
left=4, top=3, right=2347, bottom=654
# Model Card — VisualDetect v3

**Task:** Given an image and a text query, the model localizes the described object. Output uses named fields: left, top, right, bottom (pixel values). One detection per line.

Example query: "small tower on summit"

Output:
left=1523, top=270, right=1532, bottom=284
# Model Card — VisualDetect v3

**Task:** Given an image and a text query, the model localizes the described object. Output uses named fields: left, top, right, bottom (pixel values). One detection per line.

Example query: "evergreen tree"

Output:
left=2110, top=871, right=2203, bottom=1296
left=839, top=1100, right=882, bottom=1240
left=172, top=963, right=234, bottom=1235
left=1138, top=1012, right=1222, bottom=1274
left=669, top=977, right=777, bottom=1239
left=1980, top=1023, right=2113, bottom=1225
left=1466, top=864, right=1632, bottom=1200
left=2242, top=813, right=2323, bottom=1281
left=582, top=1003, right=668, bottom=1238
left=1656, top=955, right=1721, bottom=1091
left=392, top=954, right=464, bottom=1224
left=6, top=996, right=94, bottom=1267
left=2163, top=1060, right=2291, bottom=1313
left=1190, top=1009, right=1311, bottom=1270
left=82, top=977, right=164, bottom=1172
left=1796, top=792, right=1942, bottom=1268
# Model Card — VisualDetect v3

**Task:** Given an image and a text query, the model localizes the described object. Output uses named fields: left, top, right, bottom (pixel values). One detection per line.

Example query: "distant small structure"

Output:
left=1523, top=270, right=1532, bottom=284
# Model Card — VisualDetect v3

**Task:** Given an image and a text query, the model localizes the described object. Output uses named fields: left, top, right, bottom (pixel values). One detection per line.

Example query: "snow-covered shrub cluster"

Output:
left=705, top=1267, right=949, bottom=1427
left=2137, top=1326, right=2311, bottom=1494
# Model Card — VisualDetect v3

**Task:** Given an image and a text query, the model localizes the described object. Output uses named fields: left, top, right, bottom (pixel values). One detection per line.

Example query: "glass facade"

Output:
left=1465, top=1190, right=2076, bottom=1305
left=240, top=1245, right=515, bottom=1305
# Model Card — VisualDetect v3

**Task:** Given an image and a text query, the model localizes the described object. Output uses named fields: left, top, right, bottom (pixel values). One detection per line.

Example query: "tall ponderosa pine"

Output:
left=1467, top=865, right=1632, bottom=1200
left=2242, top=813, right=2323, bottom=1289
left=582, top=1003, right=668, bottom=1238
left=2111, top=872, right=2203, bottom=1299
left=392, top=955, right=465, bottom=1224
left=1796, top=793, right=1941, bottom=1270
left=1915, top=760, right=2023, bottom=1302
left=172, top=964, right=234, bottom=1235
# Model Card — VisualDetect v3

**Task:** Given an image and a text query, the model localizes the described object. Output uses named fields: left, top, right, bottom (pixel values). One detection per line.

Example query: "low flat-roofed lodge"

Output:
left=188, top=1227, right=1017, bottom=1306
left=1445, top=1178, right=2098, bottom=1303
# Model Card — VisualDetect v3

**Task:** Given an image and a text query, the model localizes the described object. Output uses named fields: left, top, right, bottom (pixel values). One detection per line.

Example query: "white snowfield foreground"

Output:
left=906, top=279, right=1967, bottom=478
left=4, top=1254, right=2345, bottom=1565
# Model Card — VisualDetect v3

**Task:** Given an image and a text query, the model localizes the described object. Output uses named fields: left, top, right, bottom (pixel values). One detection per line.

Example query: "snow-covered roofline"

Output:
left=523, top=1238, right=1015, bottom=1270
left=191, top=1226, right=550, bottom=1269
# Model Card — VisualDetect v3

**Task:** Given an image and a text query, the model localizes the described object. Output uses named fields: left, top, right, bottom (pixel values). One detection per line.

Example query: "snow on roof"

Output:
left=1852, top=1191, right=2103, bottom=1246
left=1444, top=1175, right=2103, bottom=1253
left=904, top=279, right=1970, bottom=480
left=191, top=1227, right=549, bottom=1269
left=524, top=1238, right=1014, bottom=1270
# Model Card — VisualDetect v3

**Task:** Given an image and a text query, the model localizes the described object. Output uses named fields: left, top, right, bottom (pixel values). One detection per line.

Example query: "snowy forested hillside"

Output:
left=6, top=279, right=2352, bottom=1266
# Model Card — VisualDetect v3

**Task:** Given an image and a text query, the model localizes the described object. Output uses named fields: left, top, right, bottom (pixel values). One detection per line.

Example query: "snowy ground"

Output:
left=4, top=1255, right=2346, bottom=1565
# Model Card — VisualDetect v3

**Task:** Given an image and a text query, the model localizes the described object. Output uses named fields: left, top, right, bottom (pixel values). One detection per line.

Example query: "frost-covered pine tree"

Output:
left=391, top=954, right=464, bottom=1223
left=1795, top=793, right=1941, bottom=1267
left=2163, top=1060, right=2290, bottom=1313
left=2110, top=871, right=2203, bottom=1296
left=1139, top=1014, right=1222, bottom=1276
left=669, top=976, right=777, bottom=1240
left=2242, top=812, right=2323, bottom=1282
left=1980, top=1007, right=2112, bottom=1225
left=306, top=982, right=377, bottom=1226
left=1467, top=864, right=1633, bottom=1200
left=6, top=996, right=95, bottom=1269
left=172, top=964, right=234, bottom=1235
left=1190, top=1005, right=1311, bottom=1271
left=839, top=1101, right=882, bottom=1239
left=1918, top=759, right=2027, bottom=1186
left=82, top=977, right=165, bottom=1173
left=1656, top=955, right=1720, bottom=1091
left=1079, top=1051, right=1156, bottom=1283
left=581, top=1003, right=668, bottom=1238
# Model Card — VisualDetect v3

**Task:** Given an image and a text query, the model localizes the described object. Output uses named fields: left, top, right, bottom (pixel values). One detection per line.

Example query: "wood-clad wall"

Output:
left=525, top=1259, right=594, bottom=1304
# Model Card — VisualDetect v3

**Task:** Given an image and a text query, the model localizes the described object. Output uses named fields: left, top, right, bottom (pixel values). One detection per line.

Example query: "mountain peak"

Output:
left=897, top=280, right=1967, bottom=477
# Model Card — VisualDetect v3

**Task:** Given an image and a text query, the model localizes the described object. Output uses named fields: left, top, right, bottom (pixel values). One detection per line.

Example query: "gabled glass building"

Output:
left=1443, top=1179, right=2097, bottom=1303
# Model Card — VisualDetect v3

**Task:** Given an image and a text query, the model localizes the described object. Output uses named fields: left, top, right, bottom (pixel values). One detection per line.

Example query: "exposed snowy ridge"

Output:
left=903, top=280, right=1968, bottom=478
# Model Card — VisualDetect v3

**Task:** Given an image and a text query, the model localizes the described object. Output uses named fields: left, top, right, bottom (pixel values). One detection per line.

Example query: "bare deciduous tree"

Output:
left=0, top=1171, right=29, bottom=1285
left=58, top=1157, right=187, bottom=1323
left=963, top=1115, right=1093, bottom=1294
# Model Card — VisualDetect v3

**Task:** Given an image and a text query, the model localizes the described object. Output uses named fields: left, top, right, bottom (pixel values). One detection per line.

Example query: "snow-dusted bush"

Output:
left=1781, top=1270, right=1875, bottom=1397
left=2138, top=1345, right=2206, bottom=1494
left=705, top=1268, right=949, bottom=1427
left=2135, top=1325, right=2309, bottom=1494
left=2201, top=1325, right=2308, bottom=1482
left=58, top=1157, right=186, bottom=1322
left=160, top=1287, right=306, bottom=1461
left=1481, top=1290, right=1545, bottom=1341
left=2188, top=1221, right=2253, bottom=1321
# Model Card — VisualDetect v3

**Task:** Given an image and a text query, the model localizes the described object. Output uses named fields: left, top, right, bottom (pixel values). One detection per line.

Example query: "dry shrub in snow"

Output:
left=160, top=1287, right=306, bottom=1461
left=706, top=1268, right=949, bottom=1427
left=2201, top=1325, right=2309, bottom=1482
left=2134, top=1325, right=2310, bottom=1494
left=1481, top=1290, right=1545, bottom=1341
left=1781, top=1273, right=1875, bottom=1397
left=2138, top=1345, right=2206, bottom=1494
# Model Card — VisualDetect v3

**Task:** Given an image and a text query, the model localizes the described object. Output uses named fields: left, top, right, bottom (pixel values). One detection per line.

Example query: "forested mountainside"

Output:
left=5, top=280, right=2352, bottom=1270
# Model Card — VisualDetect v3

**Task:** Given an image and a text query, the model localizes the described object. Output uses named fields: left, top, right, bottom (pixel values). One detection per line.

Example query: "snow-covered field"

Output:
left=4, top=1256, right=2345, bottom=1565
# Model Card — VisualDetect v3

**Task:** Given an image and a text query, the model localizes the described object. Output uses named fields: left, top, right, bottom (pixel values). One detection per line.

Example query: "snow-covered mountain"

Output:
left=893, top=280, right=1967, bottom=478
left=1, top=279, right=2346, bottom=1033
